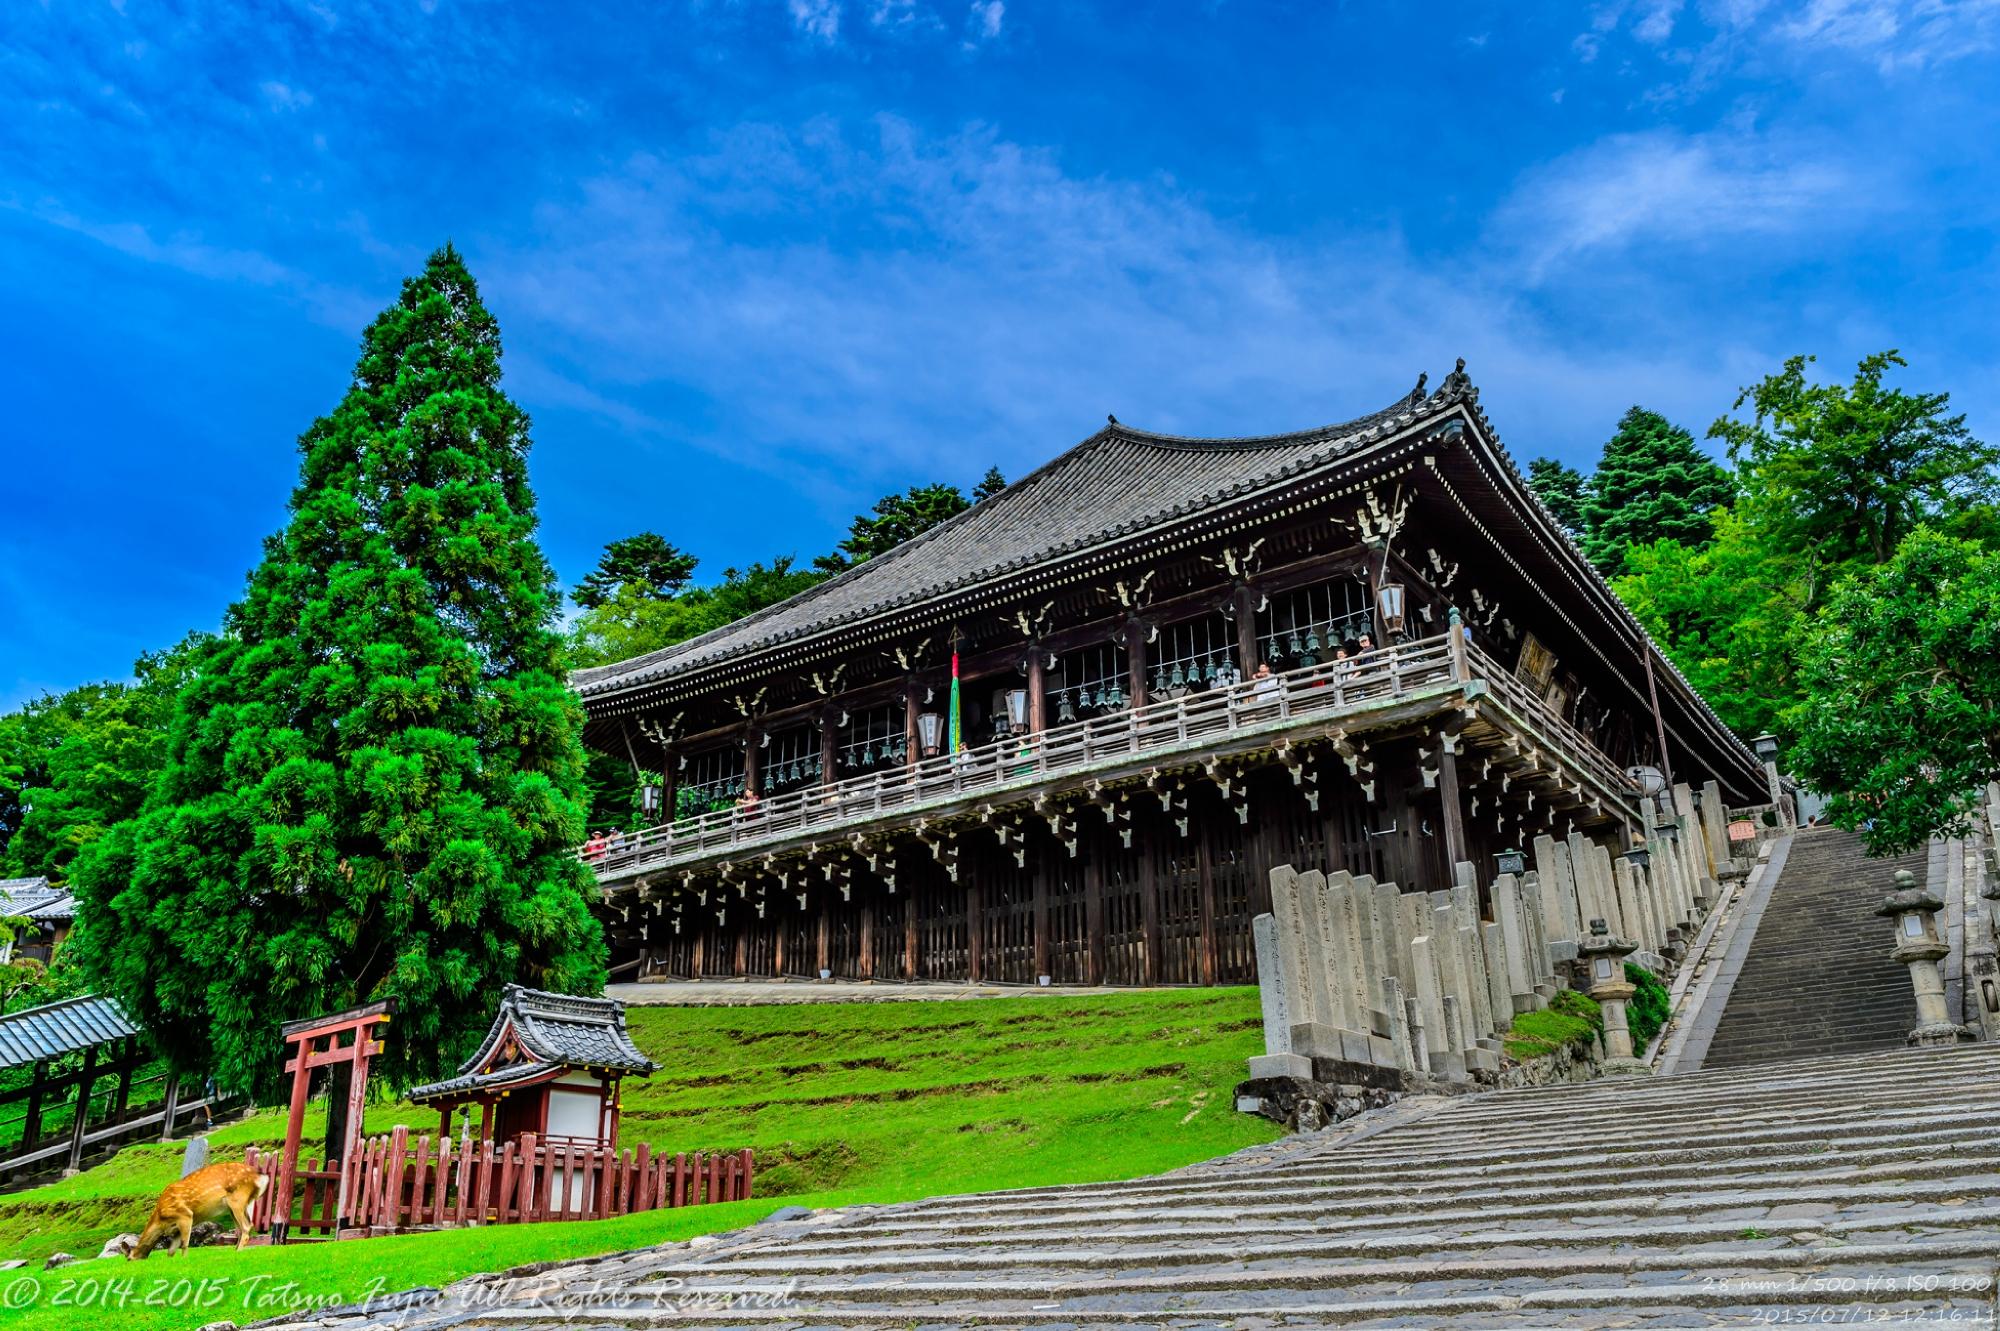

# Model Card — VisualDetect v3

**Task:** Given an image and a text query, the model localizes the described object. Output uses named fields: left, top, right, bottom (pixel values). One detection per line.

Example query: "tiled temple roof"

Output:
left=0, top=877, right=76, bottom=922
left=406, top=984, right=655, bottom=1102
left=571, top=381, right=1449, bottom=701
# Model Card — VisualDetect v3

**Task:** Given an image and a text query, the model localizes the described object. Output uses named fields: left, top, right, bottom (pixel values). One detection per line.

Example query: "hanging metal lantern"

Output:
left=640, top=784, right=662, bottom=817
left=1170, top=662, right=1186, bottom=688
left=1104, top=681, right=1124, bottom=709
left=1005, top=688, right=1030, bottom=733
left=1057, top=691, right=1077, bottom=725
left=1305, top=628, right=1321, bottom=653
left=1624, top=842, right=1652, bottom=870
left=1288, top=633, right=1302, bottom=656
left=917, top=711, right=945, bottom=756
left=1376, top=583, right=1408, bottom=636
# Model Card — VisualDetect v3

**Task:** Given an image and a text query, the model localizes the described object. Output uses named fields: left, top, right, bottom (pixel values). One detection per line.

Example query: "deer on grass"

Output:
left=129, top=1161, right=269, bottom=1258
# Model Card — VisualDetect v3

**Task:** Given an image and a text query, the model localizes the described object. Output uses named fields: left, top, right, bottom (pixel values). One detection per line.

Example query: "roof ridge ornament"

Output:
left=1440, top=357, right=1471, bottom=399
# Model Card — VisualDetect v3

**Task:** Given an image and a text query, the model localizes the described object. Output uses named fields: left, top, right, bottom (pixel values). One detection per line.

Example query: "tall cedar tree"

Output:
left=73, top=247, right=605, bottom=1097
left=1525, top=457, right=1590, bottom=542
left=1580, top=407, right=1734, bottom=574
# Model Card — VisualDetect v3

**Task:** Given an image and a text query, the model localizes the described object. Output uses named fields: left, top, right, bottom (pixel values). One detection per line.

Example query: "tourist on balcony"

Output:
left=582, top=829, right=608, bottom=864
left=1249, top=661, right=1283, bottom=714
left=607, top=827, right=628, bottom=858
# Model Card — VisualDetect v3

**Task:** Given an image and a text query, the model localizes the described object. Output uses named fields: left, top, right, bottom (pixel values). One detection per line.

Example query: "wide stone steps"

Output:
left=323, top=1042, right=2000, bottom=1331
left=1702, top=828, right=1925, bottom=1068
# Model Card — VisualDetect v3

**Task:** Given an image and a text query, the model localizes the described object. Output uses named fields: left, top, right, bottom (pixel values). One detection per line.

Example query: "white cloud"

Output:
left=967, top=0, right=1004, bottom=41
left=1774, top=0, right=2000, bottom=69
left=259, top=80, right=312, bottom=111
left=1634, top=0, right=1687, bottom=40
left=1490, top=127, right=1853, bottom=278
left=788, top=0, right=842, bottom=42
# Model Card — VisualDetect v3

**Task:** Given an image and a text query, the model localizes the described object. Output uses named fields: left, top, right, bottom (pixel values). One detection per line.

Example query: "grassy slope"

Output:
left=0, top=988, right=1276, bottom=1331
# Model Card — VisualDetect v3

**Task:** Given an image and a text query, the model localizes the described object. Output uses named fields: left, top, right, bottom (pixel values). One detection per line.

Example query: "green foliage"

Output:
left=1527, top=456, right=1590, bottom=540
left=567, top=556, right=826, bottom=671
left=0, top=989, right=1275, bottom=1323
left=0, top=632, right=212, bottom=884
left=1712, top=350, right=1999, bottom=568
left=1624, top=961, right=1670, bottom=1053
left=71, top=246, right=605, bottom=1097
left=1580, top=407, right=1734, bottom=574
left=814, top=467, right=1006, bottom=576
left=1787, top=529, right=2000, bottom=854
left=1504, top=988, right=1601, bottom=1061
left=571, top=531, right=698, bottom=610
left=1613, top=508, right=1807, bottom=741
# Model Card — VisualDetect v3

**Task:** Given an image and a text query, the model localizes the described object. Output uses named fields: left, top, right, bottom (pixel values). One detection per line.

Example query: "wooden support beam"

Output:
left=1436, top=728, right=1470, bottom=884
left=1232, top=584, right=1259, bottom=678
left=65, top=1045, right=98, bottom=1173
left=1032, top=857, right=1050, bottom=981
left=860, top=898, right=876, bottom=980
left=967, top=880, right=985, bottom=982
left=1127, top=617, right=1149, bottom=713
left=1027, top=647, right=1047, bottom=735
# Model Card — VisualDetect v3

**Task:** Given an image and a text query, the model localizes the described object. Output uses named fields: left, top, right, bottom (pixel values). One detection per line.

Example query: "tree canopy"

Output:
left=1526, top=457, right=1589, bottom=541
left=1786, top=530, right=2000, bottom=855
left=72, top=246, right=604, bottom=1095
left=815, top=469, right=1004, bottom=575
left=1580, top=407, right=1734, bottom=573
left=571, top=532, right=698, bottom=610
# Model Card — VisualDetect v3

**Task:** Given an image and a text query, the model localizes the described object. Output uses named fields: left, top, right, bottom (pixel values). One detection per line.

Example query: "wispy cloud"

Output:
left=789, top=0, right=843, bottom=42
left=967, top=1, right=1005, bottom=42
left=1773, top=0, right=2000, bottom=70
left=1490, top=126, right=1855, bottom=278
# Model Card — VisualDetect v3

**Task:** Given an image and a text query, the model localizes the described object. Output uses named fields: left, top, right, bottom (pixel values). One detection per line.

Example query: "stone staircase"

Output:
left=1701, top=828, right=1924, bottom=1070
left=345, top=1042, right=2000, bottom=1329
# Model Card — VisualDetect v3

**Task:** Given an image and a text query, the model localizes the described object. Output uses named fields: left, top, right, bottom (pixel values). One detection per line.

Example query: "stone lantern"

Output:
left=1876, top=869, right=1973, bottom=1047
left=1578, top=918, right=1650, bottom=1075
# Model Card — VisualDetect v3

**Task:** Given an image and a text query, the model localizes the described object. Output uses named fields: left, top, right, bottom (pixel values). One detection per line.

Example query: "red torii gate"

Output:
left=269, top=1000, right=394, bottom=1242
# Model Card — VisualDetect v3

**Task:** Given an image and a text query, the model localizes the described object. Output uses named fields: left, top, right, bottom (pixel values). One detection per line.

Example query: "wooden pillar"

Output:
left=24, top=1059, right=46, bottom=1145
left=157, top=1072, right=180, bottom=1144
left=904, top=681, right=922, bottom=767
left=1139, top=840, right=1162, bottom=985
left=659, top=744, right=677, bottom=816
left=967, top=879, right=985, bottom=982
left=1031, top=858, right=1050, bottom=981
left=773, top=909, right=786, bottom=977
left=733, top=922, right=747, bottom=977
left=1197, top=832, right=1219, bottom=986
left=1233, top=585, right=1260, bottom=678
left=438, top=1107, right=452, bottom=1142
left=904, top=883, right=920, bottom=980
left=478, top=1100, right=496, bottom=1145
left=1436, top=728, right=1470, bottom=892
left=65, top=1046, right=98, bottom=1173
left=859, top=898, right=876, bottom=980
left=820, top=709, right=839, bottom=785
left=272, top=1035, right=312, bottom=1239
left=741, top=729, right=761, bottom=798
left=1127, top=618, right=1150, bottom=713
left=1084, top=844, right=1106, bottom=984
left=112, top=1040, right=136, bottom=1119
left=1027, top=647, right=1047, bottom=734
left=815, top=896, right=831, bottom=977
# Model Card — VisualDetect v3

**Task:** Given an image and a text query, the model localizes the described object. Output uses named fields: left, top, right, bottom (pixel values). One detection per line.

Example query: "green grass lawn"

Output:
left=0, top=987, right=1277, bottom=1331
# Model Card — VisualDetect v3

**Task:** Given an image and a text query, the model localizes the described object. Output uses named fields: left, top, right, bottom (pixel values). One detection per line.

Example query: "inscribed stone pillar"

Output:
left=1533, top=835, right=1577, bottom=941
left=1613, top=858, right=1652, bottom=951
left=1268, top=867, right=1317, bottom=1027
left=1323, top=873, right=1371, bottom=1032
left=1699, top=780, right=1730, bottom=878
left=1350, top=873, right=1389, bottom=1020
left=1383, top=975, right=1414, bottom=1070
left=1520, top=872, right=1554, bottom=984
left=1494, top=873, right=1537, bottom=1000
left=1409, top=934, right=1452, bottom=1056
left=1251, top=914, right=1293, bottom=1057
left=1545, top=837, right=1582, bottom=941
left=1431, top=901, right=1474, bottom=1049
left=1590, top=843, right=1626, bottom=939
left=1378, top=879, right=1415, bottom=998
left=1297, top=868, right=1350, bottom=1035
left=1481, top=920, right=1513, bottom=1036
left=1458, top=922, right=1493, bottom=1038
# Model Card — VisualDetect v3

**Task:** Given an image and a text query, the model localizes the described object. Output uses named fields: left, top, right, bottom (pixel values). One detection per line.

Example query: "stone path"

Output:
left=264, top=1042, right=2000, bottom=1329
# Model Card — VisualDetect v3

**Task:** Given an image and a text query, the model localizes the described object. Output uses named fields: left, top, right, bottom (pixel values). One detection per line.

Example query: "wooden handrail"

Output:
left=580, top=631, right=1634, bottom=876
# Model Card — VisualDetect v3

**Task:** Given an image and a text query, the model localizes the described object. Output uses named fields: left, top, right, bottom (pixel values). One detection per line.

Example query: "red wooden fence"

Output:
left=246, top=1131, right=753, bottom=1240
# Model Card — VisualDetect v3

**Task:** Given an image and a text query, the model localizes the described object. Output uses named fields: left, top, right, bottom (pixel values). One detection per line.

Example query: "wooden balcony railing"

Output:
left=582, top=632, right=1631, bottom=880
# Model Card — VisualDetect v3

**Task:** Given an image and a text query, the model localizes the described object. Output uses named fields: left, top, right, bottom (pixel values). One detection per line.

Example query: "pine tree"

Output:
left=73, top=246, right=604, bottom=1096
left=572, top=532, right=698, bottom=609
left=1581, top=407, right=1734, bottom=574
left=1526, top=457, right=1590, bottom=542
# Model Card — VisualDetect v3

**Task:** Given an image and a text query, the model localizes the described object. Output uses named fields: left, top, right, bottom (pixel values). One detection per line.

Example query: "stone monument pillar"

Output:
left=1579, top=918, right=1649, bottom=1075
left=1876, top=869, right=1974, bottom=1047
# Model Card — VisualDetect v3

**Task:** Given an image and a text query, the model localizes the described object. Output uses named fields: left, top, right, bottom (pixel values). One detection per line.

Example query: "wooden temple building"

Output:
left=572, top=364, right=1766, bottom=986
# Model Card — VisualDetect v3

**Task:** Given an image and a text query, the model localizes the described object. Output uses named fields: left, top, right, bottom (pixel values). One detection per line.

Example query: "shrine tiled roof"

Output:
left=0, top=994, right=138, bottom=1071
left=0, top=877, right=76, bottom=922
left=571, top=378, right=1458, bottom=702
left=405, top=985, right=655, bottom=1102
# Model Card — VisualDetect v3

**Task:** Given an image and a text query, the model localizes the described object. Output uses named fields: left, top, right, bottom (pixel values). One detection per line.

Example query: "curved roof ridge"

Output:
left=572, top=373, right=1462, bottom=698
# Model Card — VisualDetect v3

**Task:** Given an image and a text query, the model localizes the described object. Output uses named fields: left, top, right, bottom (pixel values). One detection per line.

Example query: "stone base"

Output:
left=1247, top=1053, right=1314, bottom=1080
left=1233, top=1071, right=1461, bottom=1132
left=1907, top=1021, right=1976, bottom=1048
left=1598, top=1056, right=1654, bottom=1077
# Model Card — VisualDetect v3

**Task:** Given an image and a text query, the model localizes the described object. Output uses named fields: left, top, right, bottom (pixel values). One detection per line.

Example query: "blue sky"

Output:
left=4, top=1, right=1997, bottom=709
